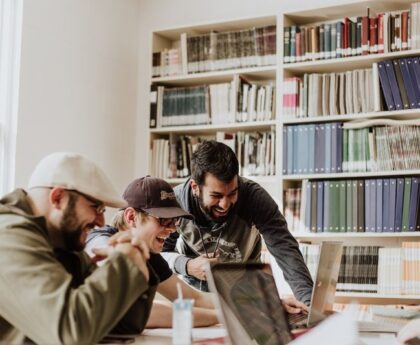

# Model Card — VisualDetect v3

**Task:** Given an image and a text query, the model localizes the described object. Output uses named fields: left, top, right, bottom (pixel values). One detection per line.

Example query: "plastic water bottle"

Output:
left=172, top=283, right=194, bottom=345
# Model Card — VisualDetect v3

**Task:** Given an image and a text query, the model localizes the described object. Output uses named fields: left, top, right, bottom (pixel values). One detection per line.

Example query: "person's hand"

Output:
left=108, top=231, right=141, bottom=246
left=186, top=254, right=218, bottom=281
left=397, top=319, right=420, bottom=344
left=281, top=297, right=309, bottom=314
left=93, top=232, right=150, bottom=281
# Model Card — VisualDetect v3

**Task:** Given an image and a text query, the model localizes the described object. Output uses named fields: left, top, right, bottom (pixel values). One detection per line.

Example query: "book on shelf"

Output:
left=283, top=66, right=383, bottom=119
left=151, top=48, right=183, bottom=77
left=283, top=121, right=420, bottom=175
left=284, top=55, right=420, bottom=120
left=149, top=84, right=158, bottom=128
left=284, top=187, right=302, bottom=234
left=153, top=24, right=276, bottom=77
left=299, top=242, right=420, bottom=295
left=151, top=129, right=275, bottom=179
left=285, top=176, right=420, bottom=234
left=283, top=5, right=417, bottom=64
left=150, top=76, right=275, bottom=128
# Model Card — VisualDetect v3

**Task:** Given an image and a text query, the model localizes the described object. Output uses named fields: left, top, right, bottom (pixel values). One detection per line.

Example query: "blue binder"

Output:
left=399, top=58, right=418, bottom=109
left=395, top=178, right=405, bottom=232
left=384, top=60, right=403, bottom=110
left=408, top=177, right=420, bottom=231
left=377, top=61, right=395, bottom=110
left=407, top=57, right=420, bottom=108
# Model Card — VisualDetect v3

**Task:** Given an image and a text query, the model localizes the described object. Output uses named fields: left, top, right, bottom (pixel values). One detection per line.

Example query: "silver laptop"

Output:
left=206, top=262, right=294, bottom=345
left=288, top=241, right=343, bottom=328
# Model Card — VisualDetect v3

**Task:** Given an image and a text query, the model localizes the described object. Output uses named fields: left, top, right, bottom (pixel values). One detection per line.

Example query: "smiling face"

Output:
left=192, top=173, right=239, bottom=223
left=128, top=209, right=177, bottom=253
left=56, top=189, right=105, bottom=252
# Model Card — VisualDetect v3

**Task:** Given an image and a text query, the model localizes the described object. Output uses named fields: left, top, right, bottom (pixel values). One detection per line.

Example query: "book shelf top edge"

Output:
left=282, top=170, right=420, bottom=180
left=153, top=15, right=277, bottom=40
left=151, top=65, right=277, bottom=84
left=282, top=49, right=420, bottom=73
left=283, top=0, right=413, bottom=26
left=293, top=232, right=420, bottom=238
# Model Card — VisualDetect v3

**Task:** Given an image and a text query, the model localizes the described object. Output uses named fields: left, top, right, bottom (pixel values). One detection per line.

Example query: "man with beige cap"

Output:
left=0, top=152, right=156, bottom=344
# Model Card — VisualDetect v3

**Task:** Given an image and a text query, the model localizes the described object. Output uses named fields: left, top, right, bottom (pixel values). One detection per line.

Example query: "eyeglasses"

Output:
left=140, top=210, right=181, bottom=228
left=67, top=190, right=106, bottom=215
left=156, top=217, right=181, bottom=228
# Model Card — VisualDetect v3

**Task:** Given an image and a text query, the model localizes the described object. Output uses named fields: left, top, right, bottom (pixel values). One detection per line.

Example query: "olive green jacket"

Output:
left=0, top=189, right=157, bottom=345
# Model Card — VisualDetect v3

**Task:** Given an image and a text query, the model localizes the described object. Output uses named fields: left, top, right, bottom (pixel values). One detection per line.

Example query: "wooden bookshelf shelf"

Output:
left=150, top=120, right=276, bottom=134
left=283, top=170, right=420, bottom=181
left=151, top=65, right=276, bottom=86
left=294, top=232, right=420, bottom=239
left=166, top=175, right=277, bottom=185
left=165, top=178, right=187, bottom=185
left=283, top=49, right=420, bottom=74
left=282, top=109, right=420, bottom=124
left=154, top=15, right=276, bottom=40
left=335, top=292, right=420, bottom=305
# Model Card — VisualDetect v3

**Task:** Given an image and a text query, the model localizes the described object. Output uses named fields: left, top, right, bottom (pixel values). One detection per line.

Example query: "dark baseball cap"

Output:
left=122, top=176, right=193, bottom=219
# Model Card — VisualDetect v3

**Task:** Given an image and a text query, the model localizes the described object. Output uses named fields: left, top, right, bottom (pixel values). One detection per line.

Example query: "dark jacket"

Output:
left=162, top=177, right=313, bottom=304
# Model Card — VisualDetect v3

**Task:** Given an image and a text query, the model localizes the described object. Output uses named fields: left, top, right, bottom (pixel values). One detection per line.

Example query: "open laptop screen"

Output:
left=208, top=263, right=293, bottom=345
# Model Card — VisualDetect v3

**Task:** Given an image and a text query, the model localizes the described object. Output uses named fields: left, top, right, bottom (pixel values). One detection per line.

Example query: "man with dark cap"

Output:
left=86, top=176, right=217, bottom=328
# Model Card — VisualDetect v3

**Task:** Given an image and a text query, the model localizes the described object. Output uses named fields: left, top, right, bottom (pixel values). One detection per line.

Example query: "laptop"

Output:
left=288, top=241, right=343, bottom=328
left=206, top=262, right=294, bottom=345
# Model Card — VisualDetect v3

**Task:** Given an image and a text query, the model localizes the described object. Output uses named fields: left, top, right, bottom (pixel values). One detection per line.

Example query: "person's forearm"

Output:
left=146, top=300, right=173, bottom=328
left=192, top=307, right=218, bottom=327
left=194, top=293, right=215, bottom=309
left=146, top=301, right=218, bottom=328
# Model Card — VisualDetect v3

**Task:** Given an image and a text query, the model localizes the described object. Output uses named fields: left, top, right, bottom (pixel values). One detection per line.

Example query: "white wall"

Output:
left=135, top=0, right=362, bottom=176
left=15, top=0, right=140, bottom=197
left=14, top=0, right=363, bottom=191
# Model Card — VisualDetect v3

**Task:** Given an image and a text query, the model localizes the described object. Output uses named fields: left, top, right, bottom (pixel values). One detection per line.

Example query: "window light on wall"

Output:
left=0, top=0, right=22, bottom=194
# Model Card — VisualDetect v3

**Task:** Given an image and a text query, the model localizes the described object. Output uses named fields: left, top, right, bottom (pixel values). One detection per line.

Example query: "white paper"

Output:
left=142, top=326, right=226, bottom=340
left=290, top=311, right=358, bottom=345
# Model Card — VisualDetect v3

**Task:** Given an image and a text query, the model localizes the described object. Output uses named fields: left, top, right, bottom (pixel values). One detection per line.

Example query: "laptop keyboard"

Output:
left=287, top=312, right=308, bottom=325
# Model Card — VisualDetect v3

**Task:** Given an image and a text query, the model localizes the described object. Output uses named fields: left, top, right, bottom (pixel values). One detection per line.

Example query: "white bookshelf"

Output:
left=148, top=0, right=420, bottom=304
left=149, top=15, right=278, bottom=188
left=279, top=0, right=420, bottom=304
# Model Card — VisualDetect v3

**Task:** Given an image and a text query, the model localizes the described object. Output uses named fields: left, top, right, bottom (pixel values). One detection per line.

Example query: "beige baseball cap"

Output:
left=28, top=152, right=127, bottom=208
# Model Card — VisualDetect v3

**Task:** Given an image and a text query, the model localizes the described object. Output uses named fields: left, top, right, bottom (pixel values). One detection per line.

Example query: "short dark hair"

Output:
left=191, top=140, right=239, bottom=186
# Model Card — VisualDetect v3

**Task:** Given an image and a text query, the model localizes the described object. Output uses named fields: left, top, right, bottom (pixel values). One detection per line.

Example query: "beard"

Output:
left=59, top=195, right=87, bottom=252
left=197, top=192, right=234, bottom=224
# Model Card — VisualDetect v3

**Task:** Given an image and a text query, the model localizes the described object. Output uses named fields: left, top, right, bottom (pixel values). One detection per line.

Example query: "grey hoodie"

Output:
left=162, top=177, right=313, bottom=304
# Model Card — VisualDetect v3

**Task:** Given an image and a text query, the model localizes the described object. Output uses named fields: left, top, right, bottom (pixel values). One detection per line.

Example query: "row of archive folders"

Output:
left=284, top=177, right=420, bottom=234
